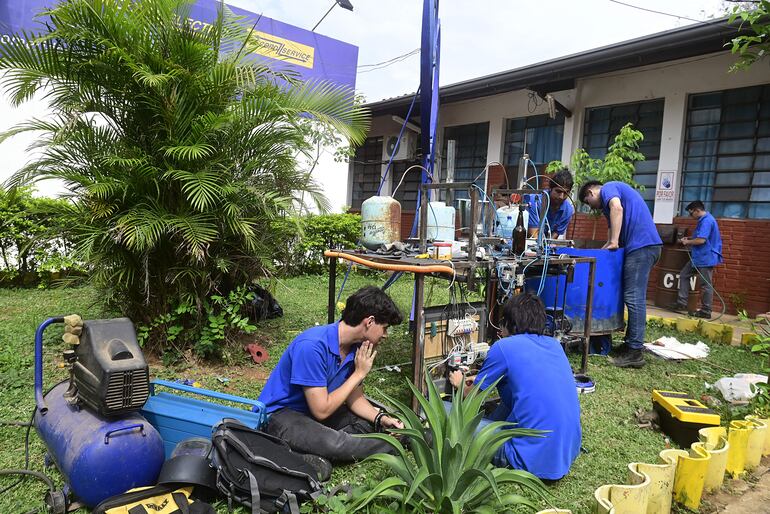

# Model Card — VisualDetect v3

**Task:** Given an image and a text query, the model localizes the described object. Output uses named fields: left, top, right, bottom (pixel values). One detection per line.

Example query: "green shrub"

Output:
left=272, top=213, right=361, bottom=276
left=136, top=285, right=258, bottom=359
left=0, top=187, right=82, bottom=287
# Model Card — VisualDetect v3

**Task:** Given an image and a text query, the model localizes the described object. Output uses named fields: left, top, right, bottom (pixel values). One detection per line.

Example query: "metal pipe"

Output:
left=411, top=273, right=426, bottom=412
left=581, top=258, right=597, bottom=373
left=327, top=256, right=337, bottom=323
left=35, top=317, right=64, bottom=415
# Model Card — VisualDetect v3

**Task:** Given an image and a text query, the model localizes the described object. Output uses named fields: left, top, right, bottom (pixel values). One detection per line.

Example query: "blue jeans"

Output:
left=623, top=245, right=661, bottom=350
left=443, top=400, right=510, bottom=467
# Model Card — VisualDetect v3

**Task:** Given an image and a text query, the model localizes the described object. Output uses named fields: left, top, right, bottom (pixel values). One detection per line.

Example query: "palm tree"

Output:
left=0, top=0, right=368, bottom=329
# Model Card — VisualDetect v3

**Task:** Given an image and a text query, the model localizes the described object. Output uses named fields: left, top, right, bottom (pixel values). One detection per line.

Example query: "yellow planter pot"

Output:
left=698, top=427, right=729, bottom=492
left=675, top=318, right=700, bottom=333
left=726, top=420, right=753, bottom=477
left=671, top=446, right=710, bottom=511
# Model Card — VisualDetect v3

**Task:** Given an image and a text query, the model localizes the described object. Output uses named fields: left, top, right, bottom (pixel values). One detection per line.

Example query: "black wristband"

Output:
left=373, top=410, right=386, bottom=432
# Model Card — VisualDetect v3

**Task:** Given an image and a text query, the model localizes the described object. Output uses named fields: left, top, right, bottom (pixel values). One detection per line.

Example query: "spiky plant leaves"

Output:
left=352, top=369, right=552, bottom=513
left=0, top=0, right=369, bottom=332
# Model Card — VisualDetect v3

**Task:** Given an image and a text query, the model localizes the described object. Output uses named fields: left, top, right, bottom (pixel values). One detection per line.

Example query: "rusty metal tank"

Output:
left=361, top=195, right=402, bottom=249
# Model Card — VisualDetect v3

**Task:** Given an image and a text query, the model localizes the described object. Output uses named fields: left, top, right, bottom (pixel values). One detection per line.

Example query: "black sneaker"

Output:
left=690, top=310, right=712, bottom=319
left=667, top=302, right=687, bottom=313
left=609, top=343, right=630, bottom=357
left=300, top=453, right=332, bottom=482
left=608, top=348, right=645, bottom=369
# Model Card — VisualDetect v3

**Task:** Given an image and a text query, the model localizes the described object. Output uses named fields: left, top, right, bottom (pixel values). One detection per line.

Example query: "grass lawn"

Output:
left=0, top=274, right=764, bottom=513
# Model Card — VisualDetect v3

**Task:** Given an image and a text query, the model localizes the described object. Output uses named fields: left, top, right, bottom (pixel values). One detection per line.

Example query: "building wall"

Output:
left=353, top=49, right=770, bottom=315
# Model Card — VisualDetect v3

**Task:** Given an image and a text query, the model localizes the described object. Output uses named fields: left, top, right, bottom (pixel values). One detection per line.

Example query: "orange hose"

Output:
left=324, top=250, right=455, bottom=276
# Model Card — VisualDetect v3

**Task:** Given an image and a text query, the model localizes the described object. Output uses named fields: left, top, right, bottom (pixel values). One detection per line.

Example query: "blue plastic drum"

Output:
left=526, top=247, right=625, bottom=335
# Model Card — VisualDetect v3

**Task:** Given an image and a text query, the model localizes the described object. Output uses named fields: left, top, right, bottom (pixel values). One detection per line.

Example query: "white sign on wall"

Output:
left=655, top=171, right=675, bottom=202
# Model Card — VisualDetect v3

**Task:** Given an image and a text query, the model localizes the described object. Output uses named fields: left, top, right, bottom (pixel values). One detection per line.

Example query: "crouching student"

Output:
left=258, top=286, right=404, bottom=463
left=449, top=292, right=581, bottom=480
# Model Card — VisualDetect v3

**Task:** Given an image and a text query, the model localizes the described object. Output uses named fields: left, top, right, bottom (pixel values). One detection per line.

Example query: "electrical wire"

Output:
left=0, top=407, right=41, bottom=496
left=358, top=48, right=420, bottom=68
left=686, top=249, right=727, bottom=322
left=358, top=49, right=421, bottom=73
left=607, top=0, right=707, bottom=23
left=335, top=261, right=353, bottom=305
left=392, top=164, right=434, bottom=197
left=377, top=88, right=420, bottom=196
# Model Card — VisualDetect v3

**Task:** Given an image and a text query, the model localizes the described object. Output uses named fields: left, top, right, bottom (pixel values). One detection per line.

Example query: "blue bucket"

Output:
left=526, top=247, right=624, bottom=335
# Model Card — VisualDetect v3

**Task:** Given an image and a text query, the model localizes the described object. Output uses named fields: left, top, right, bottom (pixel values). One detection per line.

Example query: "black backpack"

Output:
left=210, top=419, right=323, bottom=513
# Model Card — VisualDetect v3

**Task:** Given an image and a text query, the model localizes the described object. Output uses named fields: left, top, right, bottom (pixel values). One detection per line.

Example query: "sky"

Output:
left=0, top=0, right=729, bottom=208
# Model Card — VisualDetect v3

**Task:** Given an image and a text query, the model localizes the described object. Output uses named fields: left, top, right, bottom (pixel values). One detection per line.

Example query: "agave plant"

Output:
left=350, top=373, right=551, bottom=513
left=0, top=0, right=368, bottom=328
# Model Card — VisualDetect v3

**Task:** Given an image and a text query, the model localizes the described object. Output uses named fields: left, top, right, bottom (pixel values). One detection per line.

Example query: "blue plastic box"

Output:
left=140, top=379, right=267, bottom=459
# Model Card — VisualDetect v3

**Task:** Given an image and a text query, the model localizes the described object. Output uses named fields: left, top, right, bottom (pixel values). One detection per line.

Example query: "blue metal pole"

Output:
left=35, top=317, right=64, bottom=414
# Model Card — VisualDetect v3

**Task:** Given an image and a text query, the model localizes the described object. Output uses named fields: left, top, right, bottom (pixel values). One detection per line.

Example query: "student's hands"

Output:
left=602, top=240, right=619, bottom=250
left=381, top=415, right=404, bottom=430
left=449, top=370, right=464, bottom=389
left=354, top=340, right=377, bottom=379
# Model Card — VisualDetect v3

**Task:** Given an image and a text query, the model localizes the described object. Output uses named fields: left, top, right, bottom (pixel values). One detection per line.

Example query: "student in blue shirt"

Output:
left=579, top=180, right=662, bottom=368
left=259, top=286, right=404, bottom=464
left=527, top=169, right=575, bottom=238
left=670, top=201, right=723, bottom=319
left=448, top=293, right=581, bottom=480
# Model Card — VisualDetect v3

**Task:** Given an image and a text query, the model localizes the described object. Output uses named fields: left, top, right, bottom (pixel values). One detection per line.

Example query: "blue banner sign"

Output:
left=0, top=0, right=358, bottom=90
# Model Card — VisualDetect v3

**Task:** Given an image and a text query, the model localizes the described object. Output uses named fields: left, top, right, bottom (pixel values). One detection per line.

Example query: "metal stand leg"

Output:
left=327, top=256, right=337, bottom=324
left=581, top=259, right=596, bottom=373
left=411, top=273, right=426, bottom=412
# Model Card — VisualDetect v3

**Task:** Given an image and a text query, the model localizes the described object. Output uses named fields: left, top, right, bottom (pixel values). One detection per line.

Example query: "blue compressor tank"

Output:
left=34, top=381, right=165, bottom=507
left=526, top=247, right=625, bottom=334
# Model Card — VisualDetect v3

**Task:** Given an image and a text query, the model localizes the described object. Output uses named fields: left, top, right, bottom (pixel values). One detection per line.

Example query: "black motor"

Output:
left=70, top=318, right=150, bottom=417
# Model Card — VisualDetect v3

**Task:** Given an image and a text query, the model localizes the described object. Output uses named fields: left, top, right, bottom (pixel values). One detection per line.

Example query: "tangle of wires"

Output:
left=427, top=283, right=479, bottom=374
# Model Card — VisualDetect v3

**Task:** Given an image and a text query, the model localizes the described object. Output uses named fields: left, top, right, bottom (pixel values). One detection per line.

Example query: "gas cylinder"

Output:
left=361, top=195, right=402, bottom=249
left=34, top=381, right=164, bottom=507
left=426, top=201, right=456, bottom=241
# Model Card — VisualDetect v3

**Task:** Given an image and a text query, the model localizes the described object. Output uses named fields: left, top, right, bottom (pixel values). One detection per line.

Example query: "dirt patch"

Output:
left=699, top=463, right=770, bottom=513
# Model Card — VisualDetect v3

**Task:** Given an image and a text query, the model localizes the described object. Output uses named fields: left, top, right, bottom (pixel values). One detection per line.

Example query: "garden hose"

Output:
left=324, top=251, right=455, bottom=276
left=687, top=251, right=726, bottom=322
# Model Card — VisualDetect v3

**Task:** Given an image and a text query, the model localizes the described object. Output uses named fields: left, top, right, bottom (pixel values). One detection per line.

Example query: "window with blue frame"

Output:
left=681, top=85, right=770, bottom=219
left=582, top=99, right=664, bottom=212
left=502, top=113, right=565, bottom=180
left=442, top=122, right=490, bottom=199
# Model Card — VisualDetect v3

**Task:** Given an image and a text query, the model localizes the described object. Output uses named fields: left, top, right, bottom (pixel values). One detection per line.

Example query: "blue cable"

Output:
left=335, top=262, right=353, bottom=304
left=377, top=87, right=420, bottom=196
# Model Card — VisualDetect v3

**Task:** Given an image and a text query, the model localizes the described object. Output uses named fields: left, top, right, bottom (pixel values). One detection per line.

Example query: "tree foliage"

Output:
left=546, top=123, right=645, bottom=190
left=728, top=0, right=770, bottom=70
left=0, top=0, right=369, bottom=330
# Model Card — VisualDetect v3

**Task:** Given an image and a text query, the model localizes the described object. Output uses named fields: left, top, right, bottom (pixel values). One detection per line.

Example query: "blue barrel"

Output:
left=34, top=381, right=165, bottom=507
left=526, top=247, right=625, bottom=334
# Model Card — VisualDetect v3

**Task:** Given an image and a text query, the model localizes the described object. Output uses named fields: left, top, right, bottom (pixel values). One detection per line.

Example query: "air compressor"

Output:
left=32, top=316, right=164, bottom=512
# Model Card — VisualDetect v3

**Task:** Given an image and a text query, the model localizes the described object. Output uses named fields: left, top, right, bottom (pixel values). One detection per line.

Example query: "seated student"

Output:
left=449, top=292, right=581, bottom=480
left=259, top=286, right=404, bottom=463
left=526, top=169, right=575, bottom=239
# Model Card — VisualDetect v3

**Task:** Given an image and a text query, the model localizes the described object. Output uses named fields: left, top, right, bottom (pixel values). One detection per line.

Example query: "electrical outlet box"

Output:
left=447, top=317, right=478, bottom=337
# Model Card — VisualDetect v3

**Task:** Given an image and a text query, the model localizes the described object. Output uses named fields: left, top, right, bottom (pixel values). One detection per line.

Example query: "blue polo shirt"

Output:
left=690, top=212, right=723, bottom=268
left=526, top=191, right=575, bottom=236
left=258, top=322, right=358, bottom=415
left=474, top=334, right=581, bottom=480
left=600, top=181, right=662, bottom=253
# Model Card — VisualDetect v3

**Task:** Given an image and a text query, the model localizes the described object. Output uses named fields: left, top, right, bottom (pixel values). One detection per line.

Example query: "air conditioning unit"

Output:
left=383, top=132, right=417, bottom=161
